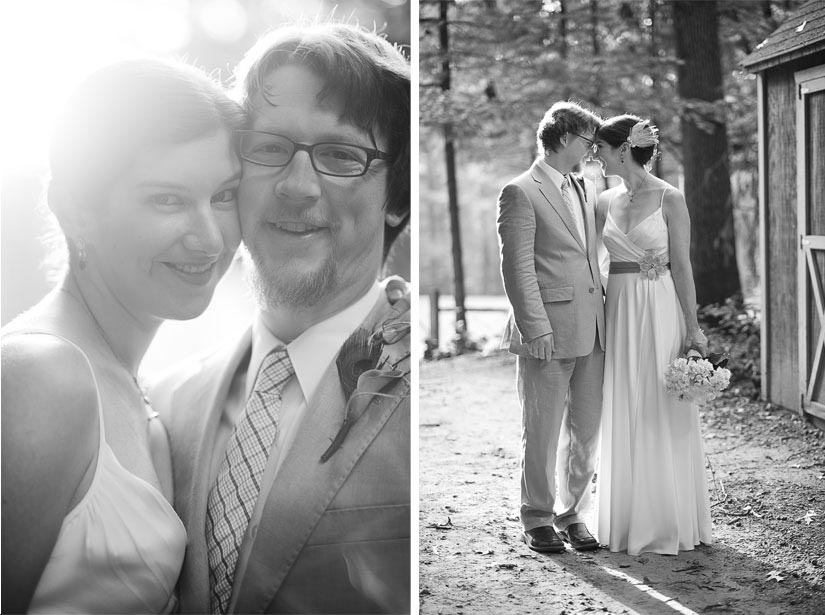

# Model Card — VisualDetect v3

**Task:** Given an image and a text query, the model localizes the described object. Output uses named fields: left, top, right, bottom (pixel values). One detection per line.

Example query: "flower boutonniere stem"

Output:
left=320, top=327, right=384, bottom=463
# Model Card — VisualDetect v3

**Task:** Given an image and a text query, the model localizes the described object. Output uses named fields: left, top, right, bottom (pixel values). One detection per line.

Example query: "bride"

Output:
left=1, top=59, right=245, bottom=613
left=592, top=115, right=712, bottom=555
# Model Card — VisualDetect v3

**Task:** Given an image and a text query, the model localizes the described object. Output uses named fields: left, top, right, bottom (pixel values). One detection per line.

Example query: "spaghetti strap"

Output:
left=659, top=186, right=668, bottom=209
left=607, top=189, right=617, bottom=215
left=2, top=330, right=106, bottom=444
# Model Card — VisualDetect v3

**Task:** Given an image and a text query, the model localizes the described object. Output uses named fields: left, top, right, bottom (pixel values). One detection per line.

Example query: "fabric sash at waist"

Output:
left=609, top=261, right=671, bottom=274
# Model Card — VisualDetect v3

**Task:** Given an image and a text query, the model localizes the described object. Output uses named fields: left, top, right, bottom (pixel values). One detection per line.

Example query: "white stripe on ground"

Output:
left=600, top=565, right=699, bottom=615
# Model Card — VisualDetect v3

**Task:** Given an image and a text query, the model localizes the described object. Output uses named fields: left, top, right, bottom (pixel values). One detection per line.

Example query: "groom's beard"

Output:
left=241, top=244, right=337, bottom=310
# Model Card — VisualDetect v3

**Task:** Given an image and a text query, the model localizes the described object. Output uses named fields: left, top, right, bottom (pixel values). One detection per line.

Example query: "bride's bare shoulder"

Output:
left=2, top=332, right=99, bottom=447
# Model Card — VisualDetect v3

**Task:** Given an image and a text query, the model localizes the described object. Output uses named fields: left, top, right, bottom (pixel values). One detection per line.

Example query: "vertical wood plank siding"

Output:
left=766, top=67, right=799, bottom=410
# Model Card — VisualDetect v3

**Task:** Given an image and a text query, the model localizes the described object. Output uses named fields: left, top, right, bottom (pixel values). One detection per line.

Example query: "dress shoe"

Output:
left=521, top=526, right=565, bottom=553
left=558, top=523, right=599, bottom=551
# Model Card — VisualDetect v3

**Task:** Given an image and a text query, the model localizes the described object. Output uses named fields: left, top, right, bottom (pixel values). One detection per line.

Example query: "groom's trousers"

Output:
left=518, top=335, right=604, bottom=532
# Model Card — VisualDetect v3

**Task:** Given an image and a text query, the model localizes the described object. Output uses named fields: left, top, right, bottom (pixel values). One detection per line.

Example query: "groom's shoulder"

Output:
left=503, top=164, right=535, bottom=189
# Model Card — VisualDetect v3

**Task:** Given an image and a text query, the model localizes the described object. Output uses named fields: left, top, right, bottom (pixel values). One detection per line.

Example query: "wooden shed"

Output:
left=742, top=0, right=825, bottom=425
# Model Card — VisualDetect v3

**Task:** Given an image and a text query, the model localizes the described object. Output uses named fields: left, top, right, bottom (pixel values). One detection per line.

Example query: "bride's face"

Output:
left=593, top=140, right=620, bottom=177
left=86, top=129, right=242, bottom=321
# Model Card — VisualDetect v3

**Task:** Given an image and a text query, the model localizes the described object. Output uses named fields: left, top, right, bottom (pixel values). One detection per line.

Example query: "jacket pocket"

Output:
left=539, top=286, right=574, bottom=303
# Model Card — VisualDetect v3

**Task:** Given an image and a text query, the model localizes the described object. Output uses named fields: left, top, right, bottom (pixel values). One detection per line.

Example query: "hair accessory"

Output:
left=627, top=121, right=659, bottom=148
left=76, top=238, right=87, bottom=270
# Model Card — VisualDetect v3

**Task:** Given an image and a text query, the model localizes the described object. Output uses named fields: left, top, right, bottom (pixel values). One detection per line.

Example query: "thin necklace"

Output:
left=626, top=171, right=649, bottom=203
left=60, top=287, right=156, bottom=417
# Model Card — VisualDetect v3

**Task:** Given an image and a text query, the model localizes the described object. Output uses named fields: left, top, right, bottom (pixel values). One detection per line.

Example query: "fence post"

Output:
left=429, top=289, right=440, bottom=347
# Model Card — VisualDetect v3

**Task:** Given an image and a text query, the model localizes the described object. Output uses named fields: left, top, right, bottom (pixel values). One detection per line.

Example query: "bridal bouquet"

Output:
left=664, top=352, right=731, bottom=403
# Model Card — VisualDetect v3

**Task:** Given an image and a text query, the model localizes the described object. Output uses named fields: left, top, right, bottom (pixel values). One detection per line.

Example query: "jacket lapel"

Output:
left=175, top=330, right=253, bottom=614
left=531, top=161, right=586, bottom=252
left=229, top=292, right=410, bottom=614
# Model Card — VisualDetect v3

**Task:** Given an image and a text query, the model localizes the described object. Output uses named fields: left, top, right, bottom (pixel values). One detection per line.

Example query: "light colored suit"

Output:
left=150, top=279, right=410, bottom=614
left=497, top=160, right=605, bottom=532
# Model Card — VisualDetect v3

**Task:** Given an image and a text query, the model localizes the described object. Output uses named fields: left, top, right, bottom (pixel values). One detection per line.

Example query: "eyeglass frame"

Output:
left=570, top=131, right=596, bottom=151
left=237, top=130, right=390, bottom=178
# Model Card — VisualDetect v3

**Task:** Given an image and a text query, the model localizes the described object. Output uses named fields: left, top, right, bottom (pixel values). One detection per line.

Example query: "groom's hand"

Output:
left=527, top=333, right=555, bottom=361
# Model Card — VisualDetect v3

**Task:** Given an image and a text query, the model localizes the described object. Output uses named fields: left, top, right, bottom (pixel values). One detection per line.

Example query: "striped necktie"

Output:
left=205, top=347, right=294, bottom=613
left=562, top=175, right=586, bottom=244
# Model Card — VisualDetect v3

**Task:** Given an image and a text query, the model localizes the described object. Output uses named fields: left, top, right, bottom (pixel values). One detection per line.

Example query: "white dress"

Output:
left=595, top=189, right=712, bottom=555
left=9, top=333, right=188, bottom=614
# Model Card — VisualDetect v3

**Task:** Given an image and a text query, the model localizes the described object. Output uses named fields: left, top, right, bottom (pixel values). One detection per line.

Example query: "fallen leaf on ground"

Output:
left=427, top=517, right=454, bottom=530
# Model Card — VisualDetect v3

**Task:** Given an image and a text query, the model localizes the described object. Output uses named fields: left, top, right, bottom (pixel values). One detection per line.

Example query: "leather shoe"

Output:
left=521, top=526, right=565, bottom=553
left=558, top=523, right=599, bottom=551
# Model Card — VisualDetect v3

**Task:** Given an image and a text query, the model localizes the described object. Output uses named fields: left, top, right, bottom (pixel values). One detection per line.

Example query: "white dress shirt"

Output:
left=538, top=158, right=586, bottom=245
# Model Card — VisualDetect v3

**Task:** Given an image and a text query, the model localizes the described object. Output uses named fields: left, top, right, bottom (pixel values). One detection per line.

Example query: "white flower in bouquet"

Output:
left=664, top=355, right=731, bottom=403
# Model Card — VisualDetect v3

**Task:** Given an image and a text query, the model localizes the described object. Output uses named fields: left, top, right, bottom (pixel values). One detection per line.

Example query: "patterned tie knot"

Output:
left=255, top=348, right=294, bottom=394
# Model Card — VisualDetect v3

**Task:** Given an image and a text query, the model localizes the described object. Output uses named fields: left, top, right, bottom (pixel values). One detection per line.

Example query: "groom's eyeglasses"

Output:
left=238, top=130, right=389, bottom=178
left=570, top=132, right=596, bottom=152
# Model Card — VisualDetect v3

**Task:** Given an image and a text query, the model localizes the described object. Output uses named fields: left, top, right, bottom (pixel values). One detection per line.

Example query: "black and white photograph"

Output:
left=1, top=1, right=411, bottom=613
left=3, top=0, right=825, bottom=614
left=419, top=1, right=824, bottom=614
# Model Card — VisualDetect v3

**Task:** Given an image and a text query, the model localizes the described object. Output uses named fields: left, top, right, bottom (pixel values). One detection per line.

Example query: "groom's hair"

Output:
left=536, top=101, right=602, bottom=155
left=233, top=21, right=410, bottom=261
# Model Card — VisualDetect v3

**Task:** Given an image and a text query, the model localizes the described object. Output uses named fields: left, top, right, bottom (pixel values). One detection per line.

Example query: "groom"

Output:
left=497, top=101, right=605, bottom=553
left=151, top=23, right=411, bottom=614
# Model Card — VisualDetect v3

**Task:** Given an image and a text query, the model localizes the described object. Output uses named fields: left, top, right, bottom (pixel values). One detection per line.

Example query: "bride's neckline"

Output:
left=607, top=206, right=662, bottom=236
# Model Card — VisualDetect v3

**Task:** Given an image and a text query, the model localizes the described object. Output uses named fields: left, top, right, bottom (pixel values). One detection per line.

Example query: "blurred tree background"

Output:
left=1, top=0, right=409, bottom=374
left=419, top=0, right=802, bottom=326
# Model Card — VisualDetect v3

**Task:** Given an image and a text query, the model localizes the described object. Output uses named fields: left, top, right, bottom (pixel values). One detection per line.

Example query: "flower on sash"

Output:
left=638, top=249, right=669, bottom=280
left=664, top=353, right=731, bottom=403
left=321, top=310, right=411, bottom=463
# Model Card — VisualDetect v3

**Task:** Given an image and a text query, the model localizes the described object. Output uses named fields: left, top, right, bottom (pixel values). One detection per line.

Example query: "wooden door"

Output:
left=797, top=65, right=825, bottom=421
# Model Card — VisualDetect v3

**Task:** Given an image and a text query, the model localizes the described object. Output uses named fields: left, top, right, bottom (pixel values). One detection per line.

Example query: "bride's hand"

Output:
left=684, top=328, right=708, bottom=356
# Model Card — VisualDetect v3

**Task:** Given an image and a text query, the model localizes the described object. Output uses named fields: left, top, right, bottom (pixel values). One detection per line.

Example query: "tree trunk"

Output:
left=439, top=0, right=468, bottom=333
left=648, top=0, right=662, bottom=177
left=672, top=0, right=740, bottom=304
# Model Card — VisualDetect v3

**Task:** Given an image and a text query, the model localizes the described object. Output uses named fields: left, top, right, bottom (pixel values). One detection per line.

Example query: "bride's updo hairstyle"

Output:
left=48, top=58, right=245, bottom=217
left=596, top=114, right=658, bottom=167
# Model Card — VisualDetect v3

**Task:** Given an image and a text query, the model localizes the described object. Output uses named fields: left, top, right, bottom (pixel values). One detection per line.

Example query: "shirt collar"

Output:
left=537, top=158, right=567, bottom=192
left=247, top=282, right=382, bottom=404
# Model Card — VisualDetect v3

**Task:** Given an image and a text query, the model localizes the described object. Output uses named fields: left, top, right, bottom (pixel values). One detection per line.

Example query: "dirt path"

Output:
left=419, top=353, right=825, bottom=615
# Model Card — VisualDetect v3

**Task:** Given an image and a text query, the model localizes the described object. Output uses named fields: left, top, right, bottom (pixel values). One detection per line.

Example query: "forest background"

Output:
left=419, top=0, right=804, bottom=344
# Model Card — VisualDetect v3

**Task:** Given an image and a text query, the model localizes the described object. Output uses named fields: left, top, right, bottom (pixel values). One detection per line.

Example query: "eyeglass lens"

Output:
left=241, top=133, right=373, bottom=177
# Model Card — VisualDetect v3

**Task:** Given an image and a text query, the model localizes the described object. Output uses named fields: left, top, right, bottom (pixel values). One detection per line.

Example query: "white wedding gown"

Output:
left=595, top=189, right=712, bottom=555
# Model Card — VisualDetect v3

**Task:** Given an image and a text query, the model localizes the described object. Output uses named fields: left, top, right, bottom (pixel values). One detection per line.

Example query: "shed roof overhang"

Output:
left=741, top=0, right=825, bottom=73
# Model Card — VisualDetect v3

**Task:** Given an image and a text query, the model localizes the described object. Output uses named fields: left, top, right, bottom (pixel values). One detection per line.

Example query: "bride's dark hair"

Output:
left=596, top=114, right=657, bottom=167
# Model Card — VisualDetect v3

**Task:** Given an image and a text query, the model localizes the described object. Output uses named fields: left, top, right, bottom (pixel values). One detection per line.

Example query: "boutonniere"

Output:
left=320, top=319, right=411, bottom=463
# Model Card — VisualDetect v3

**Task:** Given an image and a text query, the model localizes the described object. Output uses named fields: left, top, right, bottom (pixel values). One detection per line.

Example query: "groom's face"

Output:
left=571, top=129, right=596, bottom=165
left=238, top=64, right=391, bottom=312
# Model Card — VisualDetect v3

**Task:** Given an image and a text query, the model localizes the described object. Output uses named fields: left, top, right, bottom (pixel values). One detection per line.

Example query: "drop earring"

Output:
left=620, top=153, right=625, bottom=164
left=76, top=238, right=87, bottom=270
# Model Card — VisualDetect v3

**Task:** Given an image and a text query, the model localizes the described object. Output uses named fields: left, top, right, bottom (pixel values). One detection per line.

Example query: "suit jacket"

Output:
left=497, top=160, right=605, bottom=359
left=150, top=279, right=411, bottom=614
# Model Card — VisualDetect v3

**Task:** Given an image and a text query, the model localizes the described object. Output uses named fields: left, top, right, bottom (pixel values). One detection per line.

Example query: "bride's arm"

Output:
left=663, top=190, right=708, bottom=354
left=1, top=334, right=99, bottom=613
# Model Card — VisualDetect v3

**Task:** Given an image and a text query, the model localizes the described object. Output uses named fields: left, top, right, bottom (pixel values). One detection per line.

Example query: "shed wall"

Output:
left=765, top=67, right=799, bottom=410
